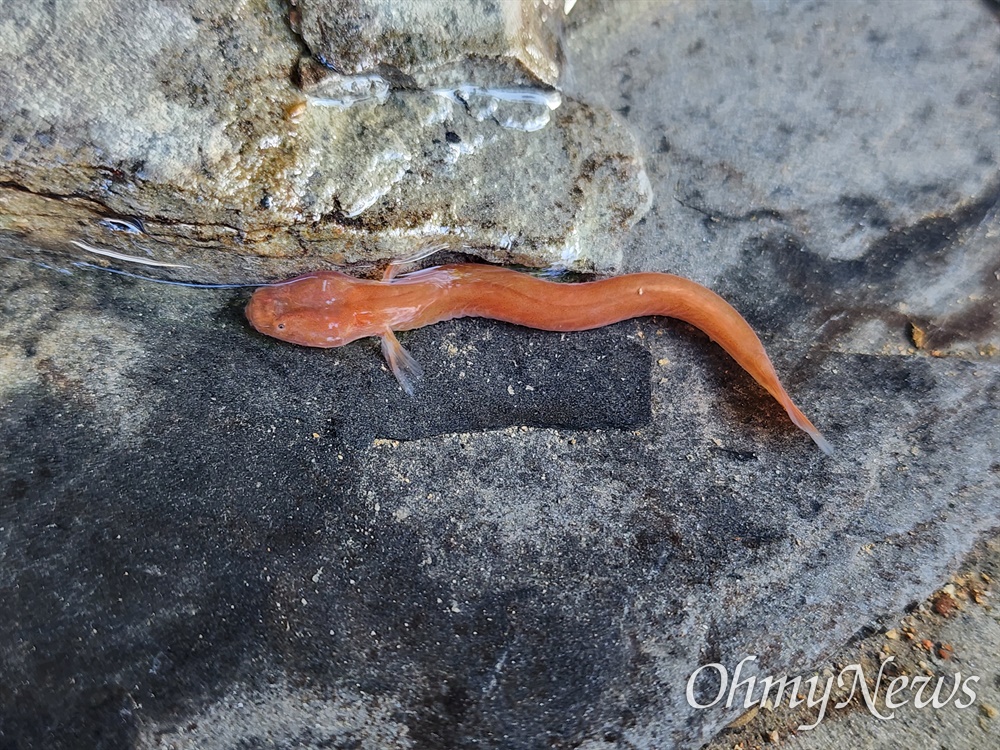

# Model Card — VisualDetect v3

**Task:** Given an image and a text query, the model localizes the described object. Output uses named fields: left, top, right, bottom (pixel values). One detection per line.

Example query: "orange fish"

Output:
left=247, top=264, right=832, bottom=454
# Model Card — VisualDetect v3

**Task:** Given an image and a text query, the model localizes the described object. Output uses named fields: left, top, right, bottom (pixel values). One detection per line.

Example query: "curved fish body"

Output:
left=246, top=264, right=832, bottom=454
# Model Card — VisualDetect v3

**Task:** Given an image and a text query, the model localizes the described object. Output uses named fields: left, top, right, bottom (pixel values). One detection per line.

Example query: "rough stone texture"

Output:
left=1, top=1, right=998, bottom=749
left=705, top=536, right=1000, bottom=749
left=296, top=0, right=564, bottom=85
left=0, top=0, right=649, bottom=282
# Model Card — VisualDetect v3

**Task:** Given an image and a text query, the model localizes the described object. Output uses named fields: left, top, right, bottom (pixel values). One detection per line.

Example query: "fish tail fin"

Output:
left=380, top=330, right=423, bottom=396
left=784, top=401, right=834, bottom=455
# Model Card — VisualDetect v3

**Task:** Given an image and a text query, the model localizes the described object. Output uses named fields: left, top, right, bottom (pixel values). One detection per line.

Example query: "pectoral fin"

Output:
left=380, top=330, right=423, bottom=396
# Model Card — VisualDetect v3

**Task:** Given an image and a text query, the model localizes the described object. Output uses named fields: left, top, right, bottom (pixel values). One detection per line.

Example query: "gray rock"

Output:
left=566, top=0, right=998, bottom=273
left=705, top=537, right=1000, bottom=749
left=295, top=0, right=564, bottom=85
left=0, top=0, right=650, bottom=282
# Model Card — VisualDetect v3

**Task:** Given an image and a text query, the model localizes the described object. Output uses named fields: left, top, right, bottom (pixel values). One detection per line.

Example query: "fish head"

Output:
left=246, top=271, right=368, bottom=348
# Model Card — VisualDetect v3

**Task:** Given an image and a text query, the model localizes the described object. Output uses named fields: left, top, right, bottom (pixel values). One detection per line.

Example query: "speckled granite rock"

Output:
left=0, top=0, right=650, bottom=282
left=0, top=1, right=997, bottom=749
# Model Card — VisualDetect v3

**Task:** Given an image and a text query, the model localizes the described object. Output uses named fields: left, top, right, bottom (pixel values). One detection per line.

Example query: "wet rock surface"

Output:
left=1, top=1, right=998, bottom=749
left=0, top=0, right=649, bottom=281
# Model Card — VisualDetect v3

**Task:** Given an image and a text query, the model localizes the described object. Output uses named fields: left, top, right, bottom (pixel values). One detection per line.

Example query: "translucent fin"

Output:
left=380, top=330, right=423, bottom=395
left=808, top=429, right=834, bottom=456
left=383, top=242, right=451, bottom=281
left=785, top=404, right=834, bottom=456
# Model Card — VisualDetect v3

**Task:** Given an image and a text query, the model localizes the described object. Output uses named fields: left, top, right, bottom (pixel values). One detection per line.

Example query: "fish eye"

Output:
left=276, top=323, right=285, bottom=330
